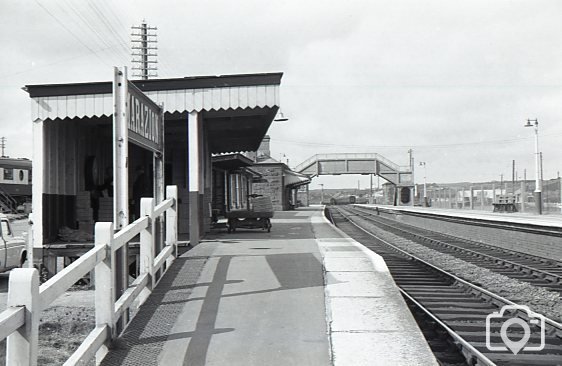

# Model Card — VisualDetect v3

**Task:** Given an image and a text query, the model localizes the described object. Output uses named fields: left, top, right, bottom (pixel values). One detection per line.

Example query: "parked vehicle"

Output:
left=0, top=214, right=26, bottom=271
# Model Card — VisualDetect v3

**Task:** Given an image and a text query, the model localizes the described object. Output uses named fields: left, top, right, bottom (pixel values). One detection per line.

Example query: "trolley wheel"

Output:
left=266, top=219, right=271, bottom=233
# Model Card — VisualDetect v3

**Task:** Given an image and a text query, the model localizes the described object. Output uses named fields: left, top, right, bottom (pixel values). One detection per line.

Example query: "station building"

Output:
left=247, top=136, right=310, bottom=211
left=25, top=72, right=283, bottom=273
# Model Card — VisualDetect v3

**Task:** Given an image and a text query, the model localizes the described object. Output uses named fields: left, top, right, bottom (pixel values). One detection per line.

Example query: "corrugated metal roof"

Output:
left=25, top=72, right=283, bottom=97
left=211, top=153, right=254, bottom=170
left=30, top=85, right=280, bottom=121
left=0, top=158, right=32, bottom=169
left=284, top=170, right=311, bottom=188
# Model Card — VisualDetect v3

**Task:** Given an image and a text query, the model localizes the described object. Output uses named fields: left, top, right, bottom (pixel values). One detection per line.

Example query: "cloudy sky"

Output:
left=2, top=0, right=562, bottom=189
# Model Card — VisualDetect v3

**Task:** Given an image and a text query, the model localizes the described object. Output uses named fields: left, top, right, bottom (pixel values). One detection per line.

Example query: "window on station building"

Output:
left=3, top=168, right=13, bottom=181
left=229, top=173, right=249, bottom=210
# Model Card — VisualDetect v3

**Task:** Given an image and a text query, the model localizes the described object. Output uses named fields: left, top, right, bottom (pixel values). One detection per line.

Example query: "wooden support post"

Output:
left=7, top=268, right=39, bottom=366
left=188, top=111, right=201, bottom=246
left=94, top=222, right=115, bottom=363
left=113, top=67, right=129, bottom=331
left=139, top=198, right=155, bottom=304
left=154, top=105, right=165, bottom=275
left=26, top=214, right=34, bottom=269
left=166, top=186, right=178, bottom=265
left=31, top=118, right=44, bottom=267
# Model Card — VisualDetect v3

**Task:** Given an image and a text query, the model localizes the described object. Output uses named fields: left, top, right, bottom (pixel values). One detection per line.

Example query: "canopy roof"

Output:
left=211, top=153, right=254, bottom=170
left=25, top=72, right=283, bottom=154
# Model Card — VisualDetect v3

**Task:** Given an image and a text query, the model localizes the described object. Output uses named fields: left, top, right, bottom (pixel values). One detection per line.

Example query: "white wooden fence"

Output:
left=0, top=185, right=178, bottom=366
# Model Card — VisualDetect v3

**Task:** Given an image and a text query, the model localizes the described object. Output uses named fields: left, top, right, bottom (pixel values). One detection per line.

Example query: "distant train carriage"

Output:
left=0, top=158, right=32, bottom=213
left=330, top=195, right=362, bottom=205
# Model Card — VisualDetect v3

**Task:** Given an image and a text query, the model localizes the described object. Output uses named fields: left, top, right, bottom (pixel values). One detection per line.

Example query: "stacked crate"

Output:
left=251, top=196, right=273, bottom=213
left=76, top=191, right=93, bottom=234
left=98, top=197, right=113, bottom=222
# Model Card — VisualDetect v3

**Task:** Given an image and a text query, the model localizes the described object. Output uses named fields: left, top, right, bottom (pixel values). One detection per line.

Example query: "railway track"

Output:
left=346, top=205, right=562, bottom=292
left=328, top=206, right=562, bottom=366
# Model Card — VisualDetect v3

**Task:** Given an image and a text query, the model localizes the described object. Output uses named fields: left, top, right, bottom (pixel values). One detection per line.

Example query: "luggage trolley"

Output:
left=226, top=195, right=273, bottom=233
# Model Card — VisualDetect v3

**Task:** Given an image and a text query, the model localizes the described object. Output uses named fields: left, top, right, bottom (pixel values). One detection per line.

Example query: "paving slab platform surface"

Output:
left=361, top=204, right=562, bottom=228
left=100, top=206, right=436, bottom=366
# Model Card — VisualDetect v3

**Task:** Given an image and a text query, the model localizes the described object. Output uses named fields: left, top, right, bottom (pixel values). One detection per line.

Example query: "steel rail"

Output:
left=350, top=206, right=562, bottom=285
left=336, top=207, right=562, bottom=331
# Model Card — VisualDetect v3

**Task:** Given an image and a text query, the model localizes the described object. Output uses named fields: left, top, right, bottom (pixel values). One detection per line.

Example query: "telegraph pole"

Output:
left=409, top=149, right=415, bottom=206
left=512, top=160, right=515, bottom=194
left=0, top=137, right=6, bottom=157
left=131, top=21, right=158, bottom=79
left=524, top=119, right=541, bottom=214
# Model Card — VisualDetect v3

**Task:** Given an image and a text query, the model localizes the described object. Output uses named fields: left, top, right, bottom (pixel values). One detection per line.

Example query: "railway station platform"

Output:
left=358, top=204, right=562, bottom=262
left=99, top=206, right=436, bottom=366
left=359, top=204, right=562, bottom=228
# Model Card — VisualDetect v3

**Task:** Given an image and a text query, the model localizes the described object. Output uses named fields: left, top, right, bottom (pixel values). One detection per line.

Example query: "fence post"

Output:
left=94, top=222, right=115, bottom=363
left=166, top=186, right=178, bottom=266
left=6, top=268, right=39, bottom=366
left=139, top=198, right=155, bottom=304
left=26, top=213, right=34, bottom=268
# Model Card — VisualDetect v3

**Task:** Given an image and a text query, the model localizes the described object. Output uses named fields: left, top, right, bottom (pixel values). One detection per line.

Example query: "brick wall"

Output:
left=374, top=208, right=562, bottom=261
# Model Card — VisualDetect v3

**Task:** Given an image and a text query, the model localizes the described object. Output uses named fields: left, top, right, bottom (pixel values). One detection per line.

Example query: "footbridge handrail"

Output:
left=294, top=153, right=411, bottom=174
left=0, top=185, right=179, bottom=366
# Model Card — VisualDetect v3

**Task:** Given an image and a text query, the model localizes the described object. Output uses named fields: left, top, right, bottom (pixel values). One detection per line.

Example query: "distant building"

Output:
left=248, top=136, right=310, bottom=210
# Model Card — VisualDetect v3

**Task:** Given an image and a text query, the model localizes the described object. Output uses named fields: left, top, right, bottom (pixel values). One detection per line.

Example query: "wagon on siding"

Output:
left=226, top=195, right=273, bottom=233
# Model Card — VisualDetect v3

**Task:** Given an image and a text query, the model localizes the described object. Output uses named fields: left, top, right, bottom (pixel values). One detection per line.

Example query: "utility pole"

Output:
left=512, top=160, right=515, bottom=195
left=500, top=174, right=503, bottom=195
left=369, top=174, right=373, bottom=204
left=0, top=137, right=6, bottom=157
left=409, top=149, right=415, bottom=206
left=540, top=152, right=544, bottom=182
left=559, top=172, right=562, bottom=214
left=419, top=161, right=427, bottom=207
left=131, top=21, right=158, bottom=79
left=525, top=119, right=541, bottom=214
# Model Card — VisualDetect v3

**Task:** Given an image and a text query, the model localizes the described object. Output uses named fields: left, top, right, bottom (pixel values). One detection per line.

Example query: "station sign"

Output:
left=127, top=81, right=164, bottom=153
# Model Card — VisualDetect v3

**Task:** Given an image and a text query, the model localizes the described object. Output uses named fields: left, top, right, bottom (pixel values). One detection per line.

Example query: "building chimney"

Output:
left=257, top=135, right=271, bottom=158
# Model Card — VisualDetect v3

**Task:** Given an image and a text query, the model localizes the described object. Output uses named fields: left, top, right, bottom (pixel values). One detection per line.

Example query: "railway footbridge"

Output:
left=294, top=153, right=414, bottom=205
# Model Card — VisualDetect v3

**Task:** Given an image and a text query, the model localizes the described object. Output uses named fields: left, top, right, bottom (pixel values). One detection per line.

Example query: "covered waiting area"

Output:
left=26, top=72, right=283, bottom=273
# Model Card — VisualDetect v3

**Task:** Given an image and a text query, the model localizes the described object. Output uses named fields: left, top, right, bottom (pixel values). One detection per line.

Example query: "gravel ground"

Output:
left=0, top=305, right=95, bottom=365
left=350, top=214, right=562, bottom=322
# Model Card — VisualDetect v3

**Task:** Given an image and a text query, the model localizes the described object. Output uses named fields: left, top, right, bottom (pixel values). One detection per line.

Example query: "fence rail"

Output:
left=0, top=185, right=178, bottom=366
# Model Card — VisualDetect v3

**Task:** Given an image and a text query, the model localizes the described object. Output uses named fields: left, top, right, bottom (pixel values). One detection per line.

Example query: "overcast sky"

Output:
left=2, top=0, right=562, bottom=189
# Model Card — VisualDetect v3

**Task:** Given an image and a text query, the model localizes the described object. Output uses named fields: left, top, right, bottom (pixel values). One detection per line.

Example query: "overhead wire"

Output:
left=0, top=41, right=129, bottom=80
left=275, top=131, right=562, bottom=151
left=34, top=0, right=113, bottom=68
left=58, top=0, right=126, bottom=65
left=86, top=0, right=131, bottom=63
